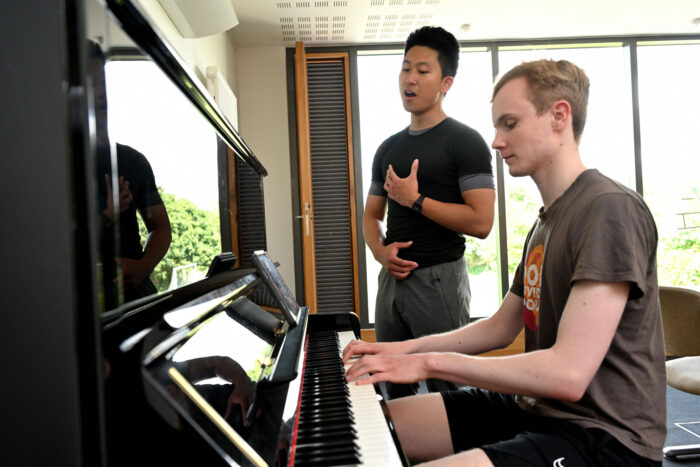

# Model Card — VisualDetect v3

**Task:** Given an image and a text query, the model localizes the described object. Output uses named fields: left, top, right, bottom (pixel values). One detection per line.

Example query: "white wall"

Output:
left=235, top=46, right=296, bottom=292
left=135, top=1, right=238, bottom=92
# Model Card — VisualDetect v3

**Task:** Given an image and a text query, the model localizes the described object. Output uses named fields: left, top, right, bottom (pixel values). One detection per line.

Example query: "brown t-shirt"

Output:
left=510, top=169, right=666, bottom=461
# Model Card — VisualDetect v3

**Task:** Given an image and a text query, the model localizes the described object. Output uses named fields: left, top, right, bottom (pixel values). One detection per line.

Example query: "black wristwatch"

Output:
left=411, top=194, right=426, bottom=214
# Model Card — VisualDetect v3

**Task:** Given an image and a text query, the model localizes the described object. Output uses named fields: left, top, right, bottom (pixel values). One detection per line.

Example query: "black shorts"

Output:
left=441, top=388, right=660, bottom=466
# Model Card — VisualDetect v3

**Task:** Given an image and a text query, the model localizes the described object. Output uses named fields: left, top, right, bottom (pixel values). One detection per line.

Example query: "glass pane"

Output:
left=104, top=60, right=221, bottom=300
left=88, top=22, right=224, bottom=311
left=357, top=52, right=405, bottom=325
left=357, top=50, right=499, bottom=322
left=498, top=45, right=635, bottom=284
left=638, top=43, right=700, bottom=289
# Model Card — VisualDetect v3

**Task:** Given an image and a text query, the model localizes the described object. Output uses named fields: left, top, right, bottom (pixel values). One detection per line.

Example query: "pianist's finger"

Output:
left=341, top=339, right=365, bottom=363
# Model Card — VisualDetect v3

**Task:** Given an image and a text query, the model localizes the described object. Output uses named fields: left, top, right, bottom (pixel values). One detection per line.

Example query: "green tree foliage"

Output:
left=658, top=230, right=700, bottom=286
left=465, top=186, right=699, bottom=288
left=465, top=187, right=539, bottom=276
left=139, top=188, right=221, bottom=292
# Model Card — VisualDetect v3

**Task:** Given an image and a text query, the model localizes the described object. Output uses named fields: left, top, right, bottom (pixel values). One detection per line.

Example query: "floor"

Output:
left=663, top=385, right=700, bottom=466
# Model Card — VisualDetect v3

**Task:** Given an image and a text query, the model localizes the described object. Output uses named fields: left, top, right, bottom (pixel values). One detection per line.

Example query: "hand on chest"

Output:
left=383, top=152, right=455, bottom=186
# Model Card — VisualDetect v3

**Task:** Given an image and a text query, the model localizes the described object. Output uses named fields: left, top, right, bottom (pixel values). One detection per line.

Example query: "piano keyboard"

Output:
left=292, top=330, right=405, bottom=466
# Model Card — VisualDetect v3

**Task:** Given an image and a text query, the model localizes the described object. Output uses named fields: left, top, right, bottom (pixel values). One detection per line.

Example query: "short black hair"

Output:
left=404, top=26, right=460, bottom=78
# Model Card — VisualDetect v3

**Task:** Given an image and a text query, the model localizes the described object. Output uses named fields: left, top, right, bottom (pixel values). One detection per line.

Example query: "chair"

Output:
left=659, top=285, right=700, bottom=460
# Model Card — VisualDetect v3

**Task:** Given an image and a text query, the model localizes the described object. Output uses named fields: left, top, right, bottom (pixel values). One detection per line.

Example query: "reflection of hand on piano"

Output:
left=223, top=377, right=255, bottom=426
left=185, top=356, right=257, bottom=426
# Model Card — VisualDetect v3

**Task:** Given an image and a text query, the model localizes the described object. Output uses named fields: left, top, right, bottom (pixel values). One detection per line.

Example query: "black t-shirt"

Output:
left=370, top=117, right=494, bottom=267
left=97, top=143, right=164, bottom=260
left=97, top=143, right=164, bottom=305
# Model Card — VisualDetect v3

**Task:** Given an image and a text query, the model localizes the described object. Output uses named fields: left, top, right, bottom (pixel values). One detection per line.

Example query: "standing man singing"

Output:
left=363, top=26, right=495, bottom=399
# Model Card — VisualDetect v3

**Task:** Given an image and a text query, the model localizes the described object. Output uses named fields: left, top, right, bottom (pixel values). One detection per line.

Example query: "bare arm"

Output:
left=384, top=160, right=494, bottom=238
left=412, top=291, right=524, bottom=354
left=140, top=203, right=172, bottom=272
left=346, top=280, right=629, bottom=402
left=362, top=194, right=418, bottom=279
left=343, top=291, right=523, bottom=361
left=121, top=203, right=172, bottom=286
left=420, top=189, right=495, bottom=239
left=362, top=194, right=388, bottom=257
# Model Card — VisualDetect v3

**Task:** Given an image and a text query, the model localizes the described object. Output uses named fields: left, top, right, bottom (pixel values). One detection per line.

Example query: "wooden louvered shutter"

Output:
left=227, top=148, right=280, bottom=308
left=236, top=156, right=267, bottom=267
left=227, top=146, right=267, bottom=268
left=294, top=42, right=360, bottom=316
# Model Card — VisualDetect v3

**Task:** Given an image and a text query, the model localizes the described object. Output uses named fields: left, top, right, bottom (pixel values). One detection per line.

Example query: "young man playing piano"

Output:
left=345, top=59, right=666, bottom=466
left=363, top=25, right=495, bottom=399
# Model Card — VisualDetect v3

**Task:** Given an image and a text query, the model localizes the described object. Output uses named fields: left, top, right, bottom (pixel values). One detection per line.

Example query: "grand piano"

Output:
left=84, top=0, right=410, bottom=465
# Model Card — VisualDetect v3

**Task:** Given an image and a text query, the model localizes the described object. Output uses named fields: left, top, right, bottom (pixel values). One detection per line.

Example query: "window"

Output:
left=637, top=41, right=700, bottom=288
left=498, top=44, right=636, bottom=285
left=105, top=60, right=221, bottom=294
left=335, top=36, right=700, bottom=327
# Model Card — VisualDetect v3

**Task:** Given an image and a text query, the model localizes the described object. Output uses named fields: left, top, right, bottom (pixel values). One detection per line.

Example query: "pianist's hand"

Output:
left=224, top=378, right=255, bottom=426
left=344, top=352, right=432, bottom=386
left=342, top=339, right=415, bottom=363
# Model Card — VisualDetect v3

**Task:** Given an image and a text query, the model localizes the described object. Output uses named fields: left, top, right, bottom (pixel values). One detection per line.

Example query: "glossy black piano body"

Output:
left=79, top=0, right=408, bottom=464
left=103, top=264, right=407, bottom=466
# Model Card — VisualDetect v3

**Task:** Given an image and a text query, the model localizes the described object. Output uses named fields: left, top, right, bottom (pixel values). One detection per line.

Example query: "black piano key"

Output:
left=303, top=368, right=344, bottom=378
left=295, top=443, right=359, bottom=459
left=297, top=413, right=354, bottom=427
left=296, top=428, right=357, bottom=442
left=301, top=389, right=347, bottom=399
left=297, top=428, right=356, bottom=440
left=293, top=331, right=366, bottom=467
left=294, top=449, right=361, bottom=467
left=298, top=405, right=352, bottom=417
left=294, top=443, right=360, bottom=465
left=298, top=413, right=354, bottom=426
left=299, top=421, right=356, bottom=434
left=300, top=393, right=348, bottom=406
left=302, top=382, right=347, bottom=393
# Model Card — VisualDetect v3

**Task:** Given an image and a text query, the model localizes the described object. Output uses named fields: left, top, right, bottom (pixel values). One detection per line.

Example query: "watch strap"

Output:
left=411, top=194, right=426, bottom=214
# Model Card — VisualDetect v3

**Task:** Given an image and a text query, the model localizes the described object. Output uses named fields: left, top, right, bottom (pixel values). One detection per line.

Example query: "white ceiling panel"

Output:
left=227, top=0, right=700, bottom=47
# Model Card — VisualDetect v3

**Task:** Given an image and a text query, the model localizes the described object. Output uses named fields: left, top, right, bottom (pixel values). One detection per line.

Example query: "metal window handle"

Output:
left=295, top=202, right=312, bottom=236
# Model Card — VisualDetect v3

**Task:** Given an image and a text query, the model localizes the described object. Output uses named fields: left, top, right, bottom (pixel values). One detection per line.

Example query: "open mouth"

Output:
left=404, top=90, right=416, bottom=98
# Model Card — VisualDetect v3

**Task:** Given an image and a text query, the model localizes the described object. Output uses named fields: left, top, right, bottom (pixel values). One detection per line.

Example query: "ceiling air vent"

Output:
left=157, top=0, right=239, bottom=38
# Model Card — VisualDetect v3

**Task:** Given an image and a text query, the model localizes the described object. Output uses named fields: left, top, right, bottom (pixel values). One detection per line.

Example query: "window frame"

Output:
left=287, top=34, right=700, bottom=328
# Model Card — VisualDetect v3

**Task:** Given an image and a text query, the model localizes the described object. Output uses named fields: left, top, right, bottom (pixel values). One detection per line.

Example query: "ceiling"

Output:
left=227, top=0, right=700, bottom=48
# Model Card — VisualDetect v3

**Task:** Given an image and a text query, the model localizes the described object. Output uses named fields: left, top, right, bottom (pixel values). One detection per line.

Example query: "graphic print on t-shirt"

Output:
left=523, top=244, right=544, bottom=331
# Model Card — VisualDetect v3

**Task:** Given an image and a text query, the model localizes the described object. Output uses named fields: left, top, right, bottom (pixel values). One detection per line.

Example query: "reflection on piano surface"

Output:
left=105, top=259, right=408, bottom=466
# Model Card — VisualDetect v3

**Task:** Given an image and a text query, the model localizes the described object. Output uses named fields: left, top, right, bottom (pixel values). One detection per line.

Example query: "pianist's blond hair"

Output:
left=492, top=59, right=590, bottom=144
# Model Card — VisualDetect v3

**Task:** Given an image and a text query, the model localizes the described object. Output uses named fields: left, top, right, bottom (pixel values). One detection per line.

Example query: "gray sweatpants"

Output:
left=374, top=256, right=471, bottom=399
